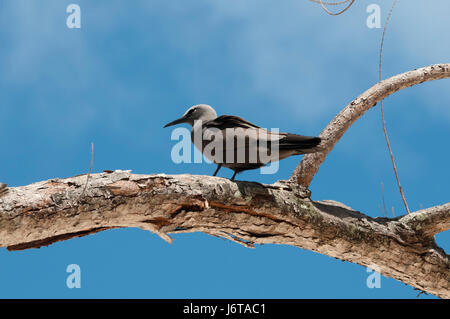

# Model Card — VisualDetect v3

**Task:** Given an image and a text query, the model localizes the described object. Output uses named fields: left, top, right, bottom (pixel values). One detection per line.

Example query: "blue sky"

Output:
left=0, top=0, right=448, bottom=298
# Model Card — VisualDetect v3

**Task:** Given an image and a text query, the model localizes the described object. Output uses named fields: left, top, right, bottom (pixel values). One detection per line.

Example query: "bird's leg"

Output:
left=213, top=164, right=222, bottom=176
left=231, top=171, right=237, bottom=181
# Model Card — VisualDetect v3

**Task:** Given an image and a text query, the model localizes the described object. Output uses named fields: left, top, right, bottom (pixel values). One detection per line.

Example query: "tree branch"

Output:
left=291, top=63, right=450, bottom=187
left=400, top=203, right=450, bottom=238
left=0, top=172, right=448, bottom=298
left=1, top=65, right=449, bottom=298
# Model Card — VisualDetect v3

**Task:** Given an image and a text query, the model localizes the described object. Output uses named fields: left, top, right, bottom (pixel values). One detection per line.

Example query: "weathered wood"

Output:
left=0, top=172, right=448, bottom=298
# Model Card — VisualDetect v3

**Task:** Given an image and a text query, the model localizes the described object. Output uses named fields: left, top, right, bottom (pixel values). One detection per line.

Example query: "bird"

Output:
left=164, top=104, right=322, bottom=181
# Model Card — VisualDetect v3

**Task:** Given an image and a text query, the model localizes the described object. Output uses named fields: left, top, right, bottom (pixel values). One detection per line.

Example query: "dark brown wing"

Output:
left=204, top=115, right=260, bottom=130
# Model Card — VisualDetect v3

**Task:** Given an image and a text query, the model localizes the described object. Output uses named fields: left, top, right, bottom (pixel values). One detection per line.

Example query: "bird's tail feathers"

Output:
left=279, top=135, right=322, bottom=154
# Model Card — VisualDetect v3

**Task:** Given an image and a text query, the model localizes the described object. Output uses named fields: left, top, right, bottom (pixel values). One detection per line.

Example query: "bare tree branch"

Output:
left=400, top=203, right=450, bottom=238
left=0, top=172, right=448, bottom=298
left=291, top=63, right=450, bottom=187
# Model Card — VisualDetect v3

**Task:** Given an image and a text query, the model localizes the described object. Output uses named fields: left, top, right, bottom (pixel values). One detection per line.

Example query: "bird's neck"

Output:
left=192, top=120, right=203, bottom=131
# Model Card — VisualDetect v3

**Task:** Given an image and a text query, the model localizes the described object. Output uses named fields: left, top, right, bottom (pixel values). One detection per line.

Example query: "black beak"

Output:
left=163, top=116, right=188, bottom=128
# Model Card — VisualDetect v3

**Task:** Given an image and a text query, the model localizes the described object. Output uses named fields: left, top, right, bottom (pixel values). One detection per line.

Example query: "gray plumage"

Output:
left=164, top=104, right=322, bottom=180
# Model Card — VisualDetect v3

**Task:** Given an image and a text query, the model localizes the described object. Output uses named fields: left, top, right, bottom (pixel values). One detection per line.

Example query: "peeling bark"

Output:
left=0, top=172, right=448, bottom=298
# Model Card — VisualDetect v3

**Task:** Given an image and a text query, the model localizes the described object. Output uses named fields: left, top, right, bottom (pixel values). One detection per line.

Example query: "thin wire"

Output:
left=309, top=0, right=351, bottom=6
left=80, top=142, right=94, bottom=199
left=317, top=0, right=355, bottom=15
left=379, top=0, right=411, bottom=215
left=381, top=182, right=388, bottom=217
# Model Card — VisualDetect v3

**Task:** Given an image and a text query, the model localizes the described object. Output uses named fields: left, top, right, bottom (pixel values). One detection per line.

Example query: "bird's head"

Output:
left=164, top=104, right=217, bottom=128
